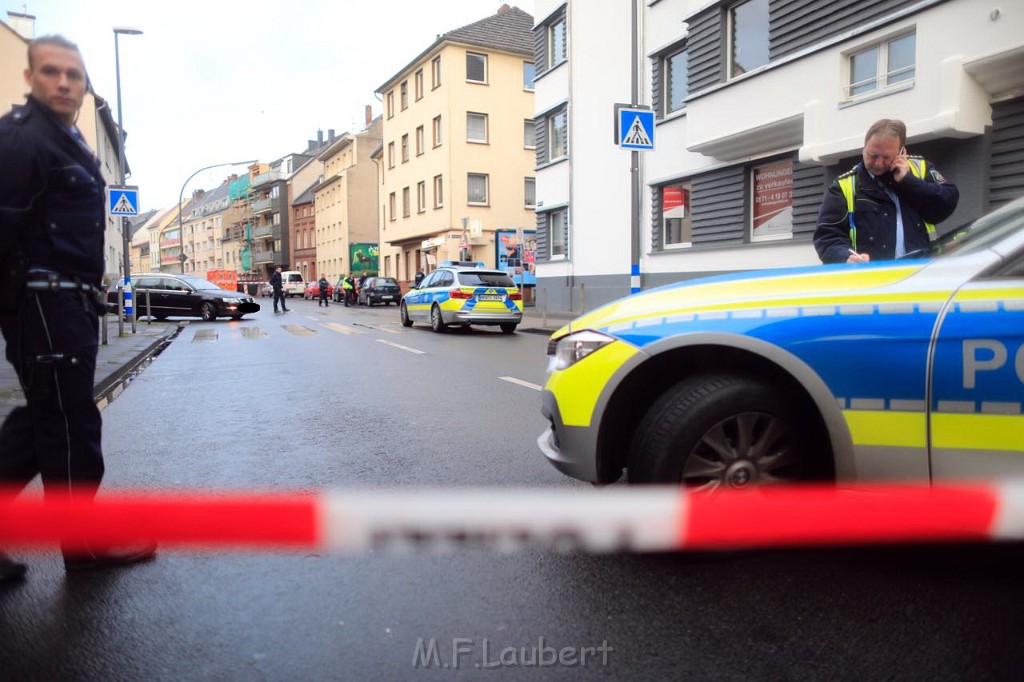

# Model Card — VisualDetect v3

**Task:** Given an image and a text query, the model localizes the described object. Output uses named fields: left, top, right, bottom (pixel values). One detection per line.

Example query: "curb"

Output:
left=93, top=322, right=185, bottom=408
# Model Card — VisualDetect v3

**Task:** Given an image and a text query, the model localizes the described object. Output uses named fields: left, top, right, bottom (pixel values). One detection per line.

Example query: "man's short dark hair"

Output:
left=27, top=35, right=83, bottom=70
left=865, top=118, right=907, bottom=147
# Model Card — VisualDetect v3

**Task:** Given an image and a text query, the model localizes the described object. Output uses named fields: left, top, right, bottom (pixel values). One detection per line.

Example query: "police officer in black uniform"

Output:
left=814, top=118, right=959, bottom=264
left=0, top=35, right=155, bottom=581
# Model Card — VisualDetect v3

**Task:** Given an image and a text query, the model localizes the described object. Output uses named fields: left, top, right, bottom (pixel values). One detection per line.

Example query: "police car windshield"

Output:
left=933, top=197, right=1024, bottom=259
left=457, top=271, right=515, bottom=287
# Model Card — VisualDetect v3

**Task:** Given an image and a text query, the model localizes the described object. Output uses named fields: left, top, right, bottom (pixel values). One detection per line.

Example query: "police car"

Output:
left=400, top=261, right=523, bottom=334
left=539, top=197, right=1024, bottom=488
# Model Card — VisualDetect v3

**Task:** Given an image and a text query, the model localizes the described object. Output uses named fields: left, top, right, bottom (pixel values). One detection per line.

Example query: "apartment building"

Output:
left=532, top=0, right=1024, bottom=313
left=374, top=5, right=536, bottom=286
left=312, top=118, right=382, bottom=282
left=291, top=182, right=319, bottom=281
left=180, top=182, right=232, bottom=276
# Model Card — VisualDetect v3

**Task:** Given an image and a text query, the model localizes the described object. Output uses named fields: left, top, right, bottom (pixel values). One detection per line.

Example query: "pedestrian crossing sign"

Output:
left=109, top=185, right=139, bottom=216
left=616, top=105, right=655, bottom=151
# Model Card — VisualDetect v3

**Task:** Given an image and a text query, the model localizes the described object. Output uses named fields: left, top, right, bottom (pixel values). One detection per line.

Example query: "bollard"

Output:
left=542, top=288, right=548, bottom=329
left=101, top=304, right=108, bottom=345
left=580, top=282, right=586, bottom=315
left=145, top=289, right=151, bottom=325
left=117, top=288, right=124, bottom=337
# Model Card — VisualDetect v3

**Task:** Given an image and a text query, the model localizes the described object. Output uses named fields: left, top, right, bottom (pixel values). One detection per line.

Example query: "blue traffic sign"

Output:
left=617, top=106, right=655, bottom=151
left=109, top=185, right=139, bottom=216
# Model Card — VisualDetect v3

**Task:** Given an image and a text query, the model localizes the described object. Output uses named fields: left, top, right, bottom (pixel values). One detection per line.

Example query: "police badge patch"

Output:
left=930, top=168, right=946, bottom=183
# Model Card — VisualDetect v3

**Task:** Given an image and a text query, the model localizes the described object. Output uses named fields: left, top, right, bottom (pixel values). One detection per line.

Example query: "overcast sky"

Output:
left=22, top=0, right=535, bottom=211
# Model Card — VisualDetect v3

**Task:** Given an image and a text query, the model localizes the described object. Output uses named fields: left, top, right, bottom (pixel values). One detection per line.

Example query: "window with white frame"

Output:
left=549, top=110, right=567, bottom=161
left=750, top=159, right=793, bottom=242
left=389, top=192, right=396, bottom=221
left=466, top=52, right=487, bottom=83
left=548, top=209, right=566, bottom=258
left=847, top=32, right=915, bottom=99
left=400, top=81, right=408, bottom=110
left=729, top=0, right=769, bottom=78
left=523, top=62, right=536, bottom=91
left=467, top=112, right=488, bottom=143
left=386, top=90, right=395, bottom=118
left=416, top=125, right=425, bottom=155
left=549, top=17, right=566, bottom=67
left=467, top=173, right=489, bottom=205
left=661, top=182, right=692, bottom=247
left=415, top=69, right=424, bottom=100
left=402, top=187, right=410, bottom=217
left=664, top=47, right=689, bottom=115
left=401, top=134, right=409, bottom=162
left=432, top=115, right=442, bottom=147
left=524, top=178, right=536, bottom=208
left=431, top=55, right=441, bottom=88
left=417, top=181, right=426, bottom=213
left=388, top=142, right=395, bottom=168
left=524, top=119, right=535, bottom=149
left=433, top=174, right=443, bottom=208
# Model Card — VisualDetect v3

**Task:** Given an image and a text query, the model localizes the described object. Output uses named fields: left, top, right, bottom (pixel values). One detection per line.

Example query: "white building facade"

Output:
left=532, top=0, right=1024, bottom=313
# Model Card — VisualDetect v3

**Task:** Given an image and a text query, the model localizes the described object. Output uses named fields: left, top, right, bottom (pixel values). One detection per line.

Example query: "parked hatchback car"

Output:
left=304, top=280, right=334, bottom=300
left=539, top=196, right=1024, bottom=489
left=358, top=276, right=401, bottom=306
left=108, top=274, right=260, bottom=321
left=400, top=261, right=522, bottom=333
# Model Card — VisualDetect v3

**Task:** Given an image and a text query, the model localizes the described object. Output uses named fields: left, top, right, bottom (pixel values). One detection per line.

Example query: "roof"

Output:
left=291, top=180, right=320, bottom=206
left=376, top=5, right=533, bottom=92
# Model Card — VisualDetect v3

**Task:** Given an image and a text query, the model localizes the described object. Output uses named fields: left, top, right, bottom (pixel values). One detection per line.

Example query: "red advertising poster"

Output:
left=663, top=186, right=686, bottom=213
left=752, top=160, right=793, bottom=239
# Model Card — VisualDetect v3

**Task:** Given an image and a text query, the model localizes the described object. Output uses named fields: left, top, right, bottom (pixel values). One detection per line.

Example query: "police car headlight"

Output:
left=549, top=330, right=615, bottom=371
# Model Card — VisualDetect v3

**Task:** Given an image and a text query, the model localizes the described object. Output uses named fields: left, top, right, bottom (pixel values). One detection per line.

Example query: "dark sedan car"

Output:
left=357, top=276, right=401, bottom=306
left=108, top=274, right=260, bottom=321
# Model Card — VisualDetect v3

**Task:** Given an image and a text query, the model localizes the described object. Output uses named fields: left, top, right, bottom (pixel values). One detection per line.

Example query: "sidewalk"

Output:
left=520, top=305, right=575, bottom=335
left=0, top=317, right=182, bottom=421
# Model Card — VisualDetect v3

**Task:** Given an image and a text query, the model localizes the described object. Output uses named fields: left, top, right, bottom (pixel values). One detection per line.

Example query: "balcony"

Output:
left=251, top=197, right=274, bottom=214
left=251, top=223, right=276, bottom=239
left=252, top=249, right=280, bottom=266
left=251, top=171, right=283, bottom=188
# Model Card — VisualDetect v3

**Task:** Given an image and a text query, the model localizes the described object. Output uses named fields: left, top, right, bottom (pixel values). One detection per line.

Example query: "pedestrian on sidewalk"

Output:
left=270, top=265, right=289, bottom=313
left=318, top=275, right=330, bottom=307
left=0, top=35, right=156, bottom=582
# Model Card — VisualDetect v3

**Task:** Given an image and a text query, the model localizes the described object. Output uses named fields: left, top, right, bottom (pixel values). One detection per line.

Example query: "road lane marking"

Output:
left=325, top=322, right=366, bottom=335
left=354, top=322, right=400, bottom=334
left=239, top=326, right=268, bottom=339
left=283, top=325, right=318, bottom=336
left=376, top=339, right=425, bottom=355
left=499, top=376, right=542, bottom=391
left=192, top=329, right=217, bottom=342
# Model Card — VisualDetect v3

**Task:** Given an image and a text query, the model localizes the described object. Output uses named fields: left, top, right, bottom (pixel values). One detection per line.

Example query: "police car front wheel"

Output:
left=627, top=375, right=824, bottom=489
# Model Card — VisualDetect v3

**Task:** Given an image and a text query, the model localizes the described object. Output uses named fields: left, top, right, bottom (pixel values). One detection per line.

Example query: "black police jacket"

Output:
left=0, top=96, right=107, bottom=287
left=813, top=160, right=959, bottom=264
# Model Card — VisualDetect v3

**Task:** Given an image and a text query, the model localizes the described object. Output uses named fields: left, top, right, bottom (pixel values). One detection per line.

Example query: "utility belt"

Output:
left=24, top=269, right=100, bottom=295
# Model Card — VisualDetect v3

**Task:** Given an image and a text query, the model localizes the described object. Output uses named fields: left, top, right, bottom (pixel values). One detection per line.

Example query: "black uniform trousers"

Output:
left=273, top=288, right=288, bottom=312
left=0, top=289, right=103, bottom=497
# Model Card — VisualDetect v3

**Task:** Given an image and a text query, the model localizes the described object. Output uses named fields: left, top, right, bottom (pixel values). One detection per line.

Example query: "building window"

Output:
left=524, top=177, right=536, bottom=208
left=524, top=119, right=536, bottom=149
left=387, top=90, right=395, bottom=118
left=466, top=52, right=487, bottom=83
left=661, top=183, right=692, bottom=247
left=433, top=174, right=443, bottom=208
left=415, top=69, right=424, bottom=100
left=387, top=142, right=395, bottom=168
left=402, top=187, right=411, bottom=217
left=417, top=181, right=426, bottom=213
left=523, top=62, right=536, bottom=91
left=549, top=209, right=567, bottom=258
left=549, top=17, right=566, bottom=67
left=467, top=112, right=488, bottom=143
left=401, top=134, right=409, bottom=162
left=750, top=159, right=793, bottom=242
left=400, top=81, right=408, bottom=110
left=847, top=32, right=916, bottom=99
left=664, top=47, right=689, bottom=115
left=548, top=110, right=568, bottom=161
left=416, top=125, right=425, bottom=155
left=467, top=173, right=489, bottom=205
left=389, top=192, right=397, bottom=221
left=432, top=115, right=442, bottom=147
left=431, top=55, right=441, bottom=89
left=729, top=0, right=769, bottom=78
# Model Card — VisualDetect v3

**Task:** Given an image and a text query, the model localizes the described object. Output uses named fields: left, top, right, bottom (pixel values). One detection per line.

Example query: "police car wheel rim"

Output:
left=683, top=411, right=798, bottom=491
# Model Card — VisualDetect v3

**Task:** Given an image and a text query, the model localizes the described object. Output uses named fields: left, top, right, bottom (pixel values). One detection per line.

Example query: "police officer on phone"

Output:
left=814, top=118, right=959, bottom=264
left=0, top=35, right=155, bottom=581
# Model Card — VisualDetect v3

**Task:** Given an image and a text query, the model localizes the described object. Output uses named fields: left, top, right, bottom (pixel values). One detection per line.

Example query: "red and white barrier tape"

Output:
left=2, top=483, right=1023, bottom=553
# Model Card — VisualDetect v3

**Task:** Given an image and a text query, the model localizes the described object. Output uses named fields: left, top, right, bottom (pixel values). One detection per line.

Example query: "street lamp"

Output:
left=113, top=26, right=142, bottom=333
left=178, top=160, right=257, bottom=276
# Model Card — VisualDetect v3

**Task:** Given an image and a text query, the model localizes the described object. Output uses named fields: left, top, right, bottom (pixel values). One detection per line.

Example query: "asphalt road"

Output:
left=3, top=300, right=1024, bottom=680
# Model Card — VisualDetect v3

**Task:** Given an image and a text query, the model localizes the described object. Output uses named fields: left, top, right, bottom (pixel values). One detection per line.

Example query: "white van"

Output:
left=281, top=271, right=305, bottom=297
